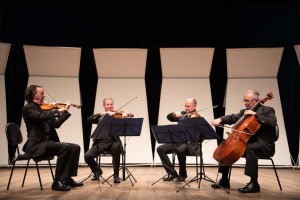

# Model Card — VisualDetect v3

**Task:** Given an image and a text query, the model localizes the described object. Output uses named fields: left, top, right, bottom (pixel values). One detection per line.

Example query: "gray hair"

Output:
left=103, top=97, right=114, bottom=105
left=245, top=89, right=260, bottom=100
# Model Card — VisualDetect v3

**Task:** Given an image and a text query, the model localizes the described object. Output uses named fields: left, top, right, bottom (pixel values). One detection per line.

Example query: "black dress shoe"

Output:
left=238, top=182, right=260, bottom=193
left=91, top=166, right=103, bottom=181
left=163, top=170, right=178, bottom=181
left=52, top=180, right=71, bottom=191
left=114, top=175, right=121, bottom=183
left=91, top=174, right=99, bottom=181
left=63, top=178, right=84, bottom=187
left=211, top=179, right=230, bottom=189
left=175, top=174, right=187, bottom=182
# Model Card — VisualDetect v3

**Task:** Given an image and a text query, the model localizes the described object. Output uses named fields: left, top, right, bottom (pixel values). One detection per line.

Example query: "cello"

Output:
left=213, top=92, right=274, bottom=166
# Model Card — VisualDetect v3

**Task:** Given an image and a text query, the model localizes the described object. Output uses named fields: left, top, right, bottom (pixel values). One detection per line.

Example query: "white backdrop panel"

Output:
left=0, top=75, right=8, bottom=166
left=160, top=48, right=214, bottom=78
left=294, top=44, right=300, bottom=166
left=24, top=45, right=81, bottom=77
left=0, top=42, right=10, bottom=74
left=0, top=42, right=10, bottom=166
left=226, top=79, right=291, bottom=166
left=20, top=77, right=84, bottom=164
left=92, top=78, right=152, bottom=164
left=294, top=45, right=300, bottom=63
left=227, top=48, right=283, bottom=78
left=93, top=48, right=147, bottom=78
left=153, top=79, right=217, bottom=166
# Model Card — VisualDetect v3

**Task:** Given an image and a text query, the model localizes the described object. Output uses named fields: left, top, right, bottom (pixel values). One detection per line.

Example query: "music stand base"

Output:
left=152, top=170, right=177, bottom=185
left=80, top=172, right=112, bottom=187
left=176, top=172, right=229, bottom=194
left=117, top=166, right=136, bottom=186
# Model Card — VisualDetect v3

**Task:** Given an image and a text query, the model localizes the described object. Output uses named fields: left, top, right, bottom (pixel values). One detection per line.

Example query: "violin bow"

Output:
left=116, top=97, right=137, bottom=111
left=44, top=91, right=63, bottom=108
left=196, top=105, right=218, bottom=112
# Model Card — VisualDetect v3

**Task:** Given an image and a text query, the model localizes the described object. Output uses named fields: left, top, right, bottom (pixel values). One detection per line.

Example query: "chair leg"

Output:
left=6, top=159, right=17, bottom=190
left=48, top=160, right=54, bottom=180
left=228, top=166, right=232, bottom=182
left=196, top=156, right=199, bottom=179
left=172, top=153, right=175, bottom=168
left=270, top=158, right=282, bottom=190
left=35, top=161, right=43, bottom=190
left=22, top=160, right=31, bottom=187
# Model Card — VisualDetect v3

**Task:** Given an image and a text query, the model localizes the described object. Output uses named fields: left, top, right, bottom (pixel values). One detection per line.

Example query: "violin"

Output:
left=40, top=91, right=81, bottom=111
left=113, top=112, right=134, bottom=118
left=101, top=111, right=134, bottom=118
left=175, top=105, right=218, bottom=118
left=40, top=103, right=81, bottom=111
left=213, top=92, right=274, bottom=166
left=183, top=111, right=200, bottom=118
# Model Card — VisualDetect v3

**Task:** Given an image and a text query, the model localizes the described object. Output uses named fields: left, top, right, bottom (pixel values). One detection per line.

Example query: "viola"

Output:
left=213, top=92, right=274, bottom=166
left=40, top=103, right=81, bottom=111
left=183, top=111, right=200, bottom=118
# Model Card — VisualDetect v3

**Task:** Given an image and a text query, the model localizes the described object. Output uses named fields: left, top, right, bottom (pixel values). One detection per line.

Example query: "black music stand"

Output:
left=107, top=116, right=143, bottom=186
left=176, top=117, right=229, bottom=194
left=151, top=124, right=189, bottom=185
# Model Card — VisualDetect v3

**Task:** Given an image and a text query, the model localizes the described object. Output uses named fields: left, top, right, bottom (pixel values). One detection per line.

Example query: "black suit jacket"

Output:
left=22, top=102, right=71, bottom=157
left=220, top=104, right=277, bottom=156
left=88, top=113, right=122, bottom=145
left=167, top=111, right=202, bottom=156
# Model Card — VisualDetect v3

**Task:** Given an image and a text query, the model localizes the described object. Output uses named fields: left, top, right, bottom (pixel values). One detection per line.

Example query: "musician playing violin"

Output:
left=211, top=89, right=277, bottom=193
left=157, top=98, right=201, bottom=182
left=84, top=97, right=129, bottom=183
left=22, top=85, right=83, bottom=191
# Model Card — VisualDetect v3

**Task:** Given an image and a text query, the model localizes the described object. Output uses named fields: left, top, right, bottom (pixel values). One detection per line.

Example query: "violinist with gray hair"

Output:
left=156, top=98, right=201, bottom=182
left=84, top=97, right=126, bottom=184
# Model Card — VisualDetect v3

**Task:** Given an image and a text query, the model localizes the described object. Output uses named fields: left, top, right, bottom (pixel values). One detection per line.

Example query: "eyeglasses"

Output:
left=242, top=99, right=255, bottom=103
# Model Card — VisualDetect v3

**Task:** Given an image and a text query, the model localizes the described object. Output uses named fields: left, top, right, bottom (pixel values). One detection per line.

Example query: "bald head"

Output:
left=185, top=98, right=197, bottom=113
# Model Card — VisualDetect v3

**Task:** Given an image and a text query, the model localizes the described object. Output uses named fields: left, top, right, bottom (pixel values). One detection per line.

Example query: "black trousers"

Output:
left=157, top=143, right=189, bottom=176
left=44, top=141, right=81, bottom=180
left=84, top=140, right=123, bottom=174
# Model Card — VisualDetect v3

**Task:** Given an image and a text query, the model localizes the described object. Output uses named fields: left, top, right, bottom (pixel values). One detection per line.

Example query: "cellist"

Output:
left=211, top=89, right=277, bottom=193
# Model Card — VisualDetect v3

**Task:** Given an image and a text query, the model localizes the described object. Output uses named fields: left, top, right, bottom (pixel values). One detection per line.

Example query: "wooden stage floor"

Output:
left=0, top=165, right=300, bottom=200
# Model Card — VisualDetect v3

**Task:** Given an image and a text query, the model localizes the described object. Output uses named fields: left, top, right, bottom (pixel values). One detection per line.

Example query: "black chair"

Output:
left=152, top=150, right=199, bottom=186
left=97, top=150, right=114, bottom=185
left=81, top=150, right=113, bottom=186
left=6, top=123, right=54, bottom=190
left=228, top=124, right=282, bottom=190
left=172, top=152, right=199, bottom=178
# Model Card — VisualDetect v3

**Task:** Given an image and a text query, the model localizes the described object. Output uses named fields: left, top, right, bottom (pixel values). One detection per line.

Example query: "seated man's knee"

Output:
left=84, top=152, right=93, bottom=161
left=157, top=146, right=164, bottom=154
left=74, top=144, right=81, bottom=152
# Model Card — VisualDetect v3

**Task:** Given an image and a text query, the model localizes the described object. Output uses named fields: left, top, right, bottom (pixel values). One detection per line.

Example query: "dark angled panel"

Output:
left=79, top=46, right=98, bottom=153
left=5, top=43, right=28, bottom=163
left=145, top=47, right=162, bottom=159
